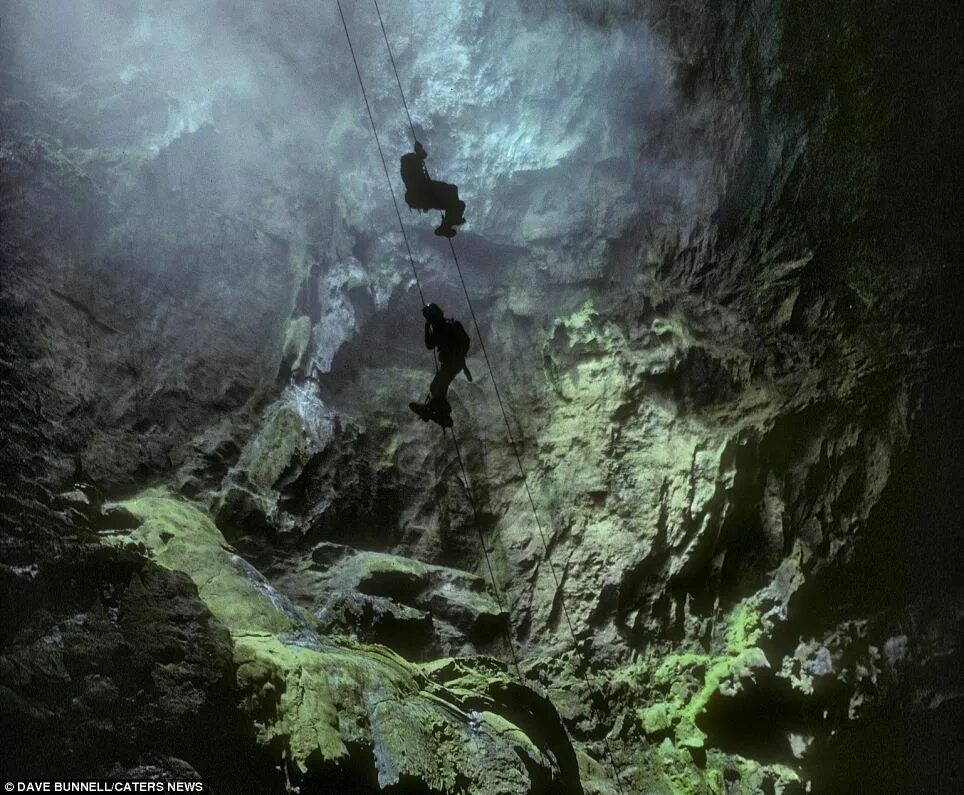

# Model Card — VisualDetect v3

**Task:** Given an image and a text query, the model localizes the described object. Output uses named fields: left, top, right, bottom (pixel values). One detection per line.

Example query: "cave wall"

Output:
left=2, top=0, right=961, bottom=791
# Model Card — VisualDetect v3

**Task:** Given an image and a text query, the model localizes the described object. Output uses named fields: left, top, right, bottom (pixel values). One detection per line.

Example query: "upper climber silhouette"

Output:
left=409, top=303, right=472, bottom=428
left=400, top=141, right=466, bottom=238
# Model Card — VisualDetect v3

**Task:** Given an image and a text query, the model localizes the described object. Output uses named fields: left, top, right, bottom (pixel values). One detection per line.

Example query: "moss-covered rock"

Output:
left=210, top=383, right=329, bottom=540
left=523, top=596, right=804, bottom=794
left=106, top=490, right=581, bottom=792
left=275, top=542, right=508, bottom=659
left=632, top=600, right=771, bottom=750
left=237, top=403, right=308, bottom=495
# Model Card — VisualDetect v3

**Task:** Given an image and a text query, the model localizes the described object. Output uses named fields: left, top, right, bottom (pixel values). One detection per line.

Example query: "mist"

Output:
left=3, top=1, right=960, bottom=790
left=0, top=0, right=719, bottom=432
left=2, top=0, right=709, bottom=258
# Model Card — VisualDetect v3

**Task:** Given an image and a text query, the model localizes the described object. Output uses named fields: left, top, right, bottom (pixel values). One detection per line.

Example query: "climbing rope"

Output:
left=445, top=426, right=525, bottom=678
left=335, top=0, right=425, bottom=305
left=366, top=8, right=628, bottom=789
left=336, top=0, right=524, bottom=682
left=447, top=236, right=629, bottom=795
left=445, top=238, right=586, bottom=640
left=340, top=5, right=626, bottom=789
left=372, top=0, right=418, bottom=145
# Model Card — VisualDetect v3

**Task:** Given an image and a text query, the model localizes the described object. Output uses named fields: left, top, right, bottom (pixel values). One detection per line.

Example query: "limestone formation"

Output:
left=2, top=1, right=960, bottom=792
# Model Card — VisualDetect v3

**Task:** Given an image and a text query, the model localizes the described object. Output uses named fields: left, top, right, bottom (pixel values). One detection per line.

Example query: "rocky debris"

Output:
left=172, top=420, right=244, bottom=501
left=54, top=485, right=141, bottom=534
left=0, top=545, right=277, bottom=790
left=274, top=541, right=508, bottom=660
left=210, top=384, right=334, bottom=544
left=424, top=657, right=582, bottom=794
left=1, top=0, right=961, bottom=791
left=105, top=490, right=581, bottom=792
left=107, top=756, right=205, bottom=786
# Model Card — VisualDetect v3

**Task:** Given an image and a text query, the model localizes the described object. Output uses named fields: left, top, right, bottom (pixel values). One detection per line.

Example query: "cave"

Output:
left=1, top=1, right=961, bottom=792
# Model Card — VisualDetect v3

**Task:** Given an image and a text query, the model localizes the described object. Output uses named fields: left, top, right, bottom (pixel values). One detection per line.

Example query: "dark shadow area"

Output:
left=766, top=351, right=964, bottom=789
left=296, top=744, right=382, bottom=794
left=808, top=695, right=964, bottom=794
left=775, top=351, right=964, bottom=635
left=697, top=670, right=816, bottom=765
left=0, top=546, right=285, bottom=793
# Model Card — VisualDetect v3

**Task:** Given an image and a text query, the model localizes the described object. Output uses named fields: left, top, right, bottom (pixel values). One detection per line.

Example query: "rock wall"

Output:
left=2, top=0, right=961, bottom=792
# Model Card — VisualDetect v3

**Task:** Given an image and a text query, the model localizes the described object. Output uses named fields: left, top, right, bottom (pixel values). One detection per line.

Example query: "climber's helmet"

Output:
left=422, top=303, right=444, bottom=322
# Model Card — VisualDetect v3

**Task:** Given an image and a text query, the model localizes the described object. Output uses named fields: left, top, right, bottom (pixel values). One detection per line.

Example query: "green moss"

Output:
left=234, top=634, right=346, bottom=767
left=422, top=656, right=509, bottom=704
left=355, top=551, right=430, bottom=580
left=577, top=749, right=622, bottom=795
left=113, top=491, right=304, bottom=635
left=376, top=424, right=400, bottom=468
left=106, top=491, right=561, bottom=791
left=561, top=301, right=599, bottom=332
left=650, top=316, right=695, bottom=347
left=481, top=710, right=540, bottom=756
left=640, top=702, right=673, bottom=734
left=650, top=737, right=709, bottom=793
left=723, top=599, right=765, bottom=651
left=528, top=600, right=799, bottom=793
left=548, top=301, right=617, bottom=356
left=238, top=404, right=306, bottom=494
left=540, top=302, right=628, bottom=439
left=632, top=600, right=772, bottom=749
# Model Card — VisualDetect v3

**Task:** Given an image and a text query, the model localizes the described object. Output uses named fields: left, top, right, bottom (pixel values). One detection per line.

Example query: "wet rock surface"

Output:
left=106, top=491, right=578, bottom=793
left=279, top=542, right=509, bottom=660
left=2, top=0, right=962, bottom=792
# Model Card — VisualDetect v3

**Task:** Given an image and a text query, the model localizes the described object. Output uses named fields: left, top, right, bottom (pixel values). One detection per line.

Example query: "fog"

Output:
left=3, top=0, right=710, bottom=250
left=1, top=0, right=718, bottom=399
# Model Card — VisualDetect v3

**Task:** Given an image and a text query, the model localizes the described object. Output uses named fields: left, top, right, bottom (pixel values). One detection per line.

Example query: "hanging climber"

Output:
left=409, top=303, right=472, bottom=428
left=400, top=141, right=466, bottom=238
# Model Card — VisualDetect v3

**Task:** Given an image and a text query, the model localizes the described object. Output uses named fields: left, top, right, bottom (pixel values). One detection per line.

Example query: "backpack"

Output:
left=448, top=319, right=471, bottom=358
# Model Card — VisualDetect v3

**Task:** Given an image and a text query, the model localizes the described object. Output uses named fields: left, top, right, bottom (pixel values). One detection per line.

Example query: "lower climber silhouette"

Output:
left=400, top=141, right=466, bottom=238
left=410, top=303, right=472, bottom=428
